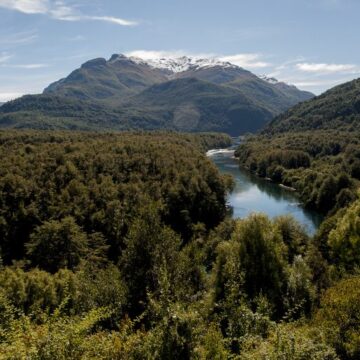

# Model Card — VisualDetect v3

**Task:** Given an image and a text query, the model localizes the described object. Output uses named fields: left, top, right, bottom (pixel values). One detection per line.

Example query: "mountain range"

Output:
left=0, top=54, right=314, bottom=134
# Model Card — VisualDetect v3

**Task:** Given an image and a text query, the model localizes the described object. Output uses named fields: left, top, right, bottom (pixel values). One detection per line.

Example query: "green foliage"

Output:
left=229, top=215, right=288, bottom=314
left=120, top=204, right=181, bottom=316
left=27, top=217, right=89, bottom=273
left=315, top=276, right=360, bottom=359
left=0, top=264, right=127, bottom=322
left=327, top=195, right=360, bottom=270
left=240, top=324, right=339, bottom=359
left=284, top=255, right=316, bottom=319
left=212, top=215, right=317, bottom=324
left=0, top=305, right=114, bottom=359
left=0, top=131, right=229, bottom=265
left=236, top=130, right=359, bottom=214
left=274, top=216, right=308, bottom=259
left=0, top=129, right=357, bottom=359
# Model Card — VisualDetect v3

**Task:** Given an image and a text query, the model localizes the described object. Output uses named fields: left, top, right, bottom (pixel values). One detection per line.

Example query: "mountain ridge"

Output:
left=0, top=53, right=314, bottom=135
left=42, top=53, right=314, bottom=125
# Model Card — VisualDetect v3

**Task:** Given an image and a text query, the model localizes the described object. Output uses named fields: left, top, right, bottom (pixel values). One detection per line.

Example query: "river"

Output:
left=207, top=147, right=324, bottom=235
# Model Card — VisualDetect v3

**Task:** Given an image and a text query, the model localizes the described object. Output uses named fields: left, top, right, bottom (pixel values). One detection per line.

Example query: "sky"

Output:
left=0, top=0, right=359, bottom=101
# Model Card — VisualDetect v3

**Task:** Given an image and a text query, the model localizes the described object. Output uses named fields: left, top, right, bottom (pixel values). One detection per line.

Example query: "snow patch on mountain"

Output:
left=109, top=53, right=285, bottom=86
left=259, top=75, right=279, bottom=84
left=128, top=55, right=238, bottom=73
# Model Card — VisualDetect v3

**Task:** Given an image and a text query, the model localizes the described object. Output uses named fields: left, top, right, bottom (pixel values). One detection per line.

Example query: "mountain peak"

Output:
left=109, top=54, right=128, bottom=62
left=81, top=58, right=107, bottom=69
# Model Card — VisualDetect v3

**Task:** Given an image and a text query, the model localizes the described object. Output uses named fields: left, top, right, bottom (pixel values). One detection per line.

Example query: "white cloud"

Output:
left=66, top=34, right=85, bottom=42
left=296, top=62, right=357, bottom=74
left=0, top=31, right=38, bottom=45
left=0, top=49, right=48, bottom=69
left=0, top=92, right=23, bottom=102
left=0, top=0, right=48, bottom=14
left=126, top=50, right=205, bottom=60
left=7, top=63, right=49, bottom=69
left=0, top=0, right=138, bottom=26
left=0, top=52, right=12, bottom=63
left=265, top=57, right=360, bottom=94
left=84, top=16, right=138, bottom=26
left=282, top=78, right=344, bottom=88
left=220, top=53, right=271, bottom=69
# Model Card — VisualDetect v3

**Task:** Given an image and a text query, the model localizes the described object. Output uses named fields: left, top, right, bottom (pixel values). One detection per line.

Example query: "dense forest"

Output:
left=236, top=130, right=360, bottom=215
left=0, top=130, right=359, bottom=359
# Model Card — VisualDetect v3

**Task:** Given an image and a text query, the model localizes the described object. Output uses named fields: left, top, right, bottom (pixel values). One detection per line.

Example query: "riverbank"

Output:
left=207, top=148, right=324, bottom=235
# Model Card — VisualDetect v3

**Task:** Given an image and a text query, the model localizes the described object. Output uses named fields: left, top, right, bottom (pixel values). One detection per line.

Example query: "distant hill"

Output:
left=0, top=54, right=314, bottom=135
left=265, top=78, right=360, bottom=134
left=0, top=95, right=126, bottom=131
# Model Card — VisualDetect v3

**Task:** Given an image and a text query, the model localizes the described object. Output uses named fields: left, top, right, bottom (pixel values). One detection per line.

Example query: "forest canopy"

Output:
left=0, top=130, right=359, bottom=359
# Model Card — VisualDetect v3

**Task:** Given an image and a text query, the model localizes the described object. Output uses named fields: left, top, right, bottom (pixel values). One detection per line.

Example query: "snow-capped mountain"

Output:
left=110, top=54, right=284, bottom=85
left=42, top=52, right=314, bottom=135
left=127, top=55, right=238, bottom=73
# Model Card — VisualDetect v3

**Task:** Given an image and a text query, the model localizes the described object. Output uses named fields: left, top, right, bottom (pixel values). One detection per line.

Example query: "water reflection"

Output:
left=208, top=148, right=323, bottom=235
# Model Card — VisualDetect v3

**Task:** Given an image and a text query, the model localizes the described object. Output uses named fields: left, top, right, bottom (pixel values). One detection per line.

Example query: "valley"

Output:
left=0, top=47, right=359, bottom=360
left=208, top=147, right=323, bottom=234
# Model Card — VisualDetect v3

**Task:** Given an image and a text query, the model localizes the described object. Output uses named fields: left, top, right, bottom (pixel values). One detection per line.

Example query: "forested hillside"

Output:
left=236, top=130, right=360, bottom=215
left=0, top=131, right=232, bottom=266
left=0, top=130, right=359, bottom=359
left=266, top=78, right=360, bottom=134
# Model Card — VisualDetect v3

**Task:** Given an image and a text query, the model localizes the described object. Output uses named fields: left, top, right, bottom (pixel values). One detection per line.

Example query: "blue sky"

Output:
left=0, top=0, right=359, bottom=101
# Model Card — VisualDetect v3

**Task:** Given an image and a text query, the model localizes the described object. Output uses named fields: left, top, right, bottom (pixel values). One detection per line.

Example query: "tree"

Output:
left=26, top=217, right=89, bottom=273
left=213, top=215, right=288, bottom=318
left=315, top=277, right=360, bottom=359
left=327, top=196, right=360, bottom=270
left=120, top=203, right=181, bottom=317
left=316, top=176, right=338, bottom=211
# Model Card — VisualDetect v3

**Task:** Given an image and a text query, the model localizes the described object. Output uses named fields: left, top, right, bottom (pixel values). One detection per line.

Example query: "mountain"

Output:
left=125, top=77, right=273, bottom=134
left=44, top=54, right=313, bottom=116
left=175, top=66, right=313, bottom=115
left=265, top=78, right=360, bottom=134
left=44, top=54, right=168, bottom=103
left=0, top=54, right=314, bottom=134
left=0, top=79, right=273, bottom=134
